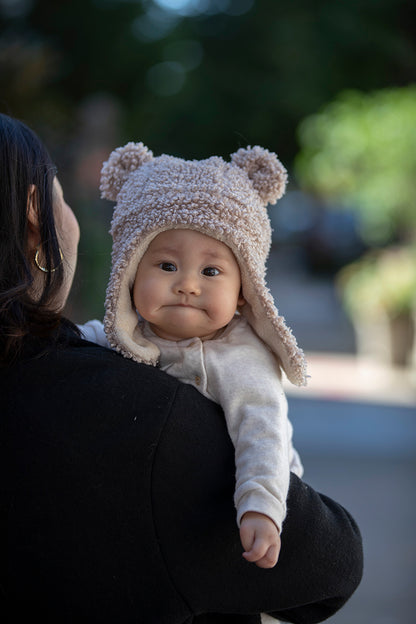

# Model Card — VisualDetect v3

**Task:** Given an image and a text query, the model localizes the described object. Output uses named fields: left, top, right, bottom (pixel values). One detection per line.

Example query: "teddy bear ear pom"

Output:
left=100, top=142, right=153, bottom=201
left=231, top=145, right=288, bottom=205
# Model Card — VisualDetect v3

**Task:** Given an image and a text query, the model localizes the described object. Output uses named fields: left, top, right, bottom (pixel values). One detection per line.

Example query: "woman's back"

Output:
left=2, top=325, right=363, bottom=623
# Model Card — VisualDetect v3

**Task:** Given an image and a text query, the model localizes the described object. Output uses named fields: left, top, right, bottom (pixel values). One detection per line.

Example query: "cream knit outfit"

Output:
left=144, top=315, right=303, bottom=529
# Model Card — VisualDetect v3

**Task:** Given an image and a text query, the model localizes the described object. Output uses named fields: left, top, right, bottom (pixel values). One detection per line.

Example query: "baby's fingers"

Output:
left=253, top=544, right=280, bottom=569
left=242, top=535, right=269, bottom=563
left=240, top=512, right=281, bottom=568
left=239, top=522, right=255, bottom=553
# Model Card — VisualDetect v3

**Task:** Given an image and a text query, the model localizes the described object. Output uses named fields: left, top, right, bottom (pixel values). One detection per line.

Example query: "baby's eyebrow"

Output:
left=202, top=245, right=240, bottom=263
left=147, top=244, right=232, bottom=264
left=201, top=251, right=229, bottom=262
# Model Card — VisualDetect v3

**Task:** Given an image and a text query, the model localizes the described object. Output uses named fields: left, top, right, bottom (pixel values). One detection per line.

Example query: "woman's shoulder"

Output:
left=2, top=321, right=225, bottom=465
left=40, top=330, right=180, bottom=395
left=2, top=321, right=182, bottom=412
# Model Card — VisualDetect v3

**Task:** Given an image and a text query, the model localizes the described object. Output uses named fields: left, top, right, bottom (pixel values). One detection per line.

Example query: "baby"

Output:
left=81, top=142, right=307, bottom=570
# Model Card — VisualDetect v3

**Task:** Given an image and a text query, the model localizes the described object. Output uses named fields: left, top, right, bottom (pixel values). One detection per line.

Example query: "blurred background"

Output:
left=1, top=0, right=415, bottom=621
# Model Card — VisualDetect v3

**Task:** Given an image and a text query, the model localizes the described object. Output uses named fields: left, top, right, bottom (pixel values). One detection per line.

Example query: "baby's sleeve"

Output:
left=77, top=319, right=110, bottom=348
left=205, top=323, right=295, bottom=533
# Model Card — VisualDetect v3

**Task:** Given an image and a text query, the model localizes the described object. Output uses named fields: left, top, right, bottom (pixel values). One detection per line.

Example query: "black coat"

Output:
left=1, top=325, right=363, bottom=623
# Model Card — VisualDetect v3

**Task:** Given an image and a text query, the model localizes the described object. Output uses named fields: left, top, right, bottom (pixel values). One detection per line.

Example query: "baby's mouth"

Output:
left=174, top=303, right=199, bottom=309
left=172, top=298, right=200, bottom=308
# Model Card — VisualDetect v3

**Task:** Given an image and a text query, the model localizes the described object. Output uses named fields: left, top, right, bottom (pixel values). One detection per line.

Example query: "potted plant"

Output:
left=336, top=246, right=416, bottom=366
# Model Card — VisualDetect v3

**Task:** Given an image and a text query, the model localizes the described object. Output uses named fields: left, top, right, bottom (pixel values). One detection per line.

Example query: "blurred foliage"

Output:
left=295, top=86, right=416, bottom=246
left=337, top=246, right=416, bottom=321
left=1, top=0, right=416, bottom=162
left=1, top=0, right=416, bottom=319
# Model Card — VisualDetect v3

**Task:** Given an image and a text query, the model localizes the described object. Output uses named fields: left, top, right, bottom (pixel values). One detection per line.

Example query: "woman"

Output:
left=0, top=112, right=363, bottom=624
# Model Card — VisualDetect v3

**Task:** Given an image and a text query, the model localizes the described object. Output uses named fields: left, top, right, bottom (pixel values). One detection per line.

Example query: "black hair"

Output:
left=0, top=112, right=68, bottom=364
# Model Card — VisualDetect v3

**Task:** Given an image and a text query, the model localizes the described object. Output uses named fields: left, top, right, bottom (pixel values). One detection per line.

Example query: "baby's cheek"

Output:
left=133, top=285, right=149, bottom=315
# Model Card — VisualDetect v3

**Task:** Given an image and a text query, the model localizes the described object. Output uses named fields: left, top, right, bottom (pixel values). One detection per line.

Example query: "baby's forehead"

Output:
left=147, top=228, right=233, bottom=257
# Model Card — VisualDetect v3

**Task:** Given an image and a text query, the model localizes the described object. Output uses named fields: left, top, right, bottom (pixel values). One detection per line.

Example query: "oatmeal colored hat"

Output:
left=100, top=142, right=307, bottom=386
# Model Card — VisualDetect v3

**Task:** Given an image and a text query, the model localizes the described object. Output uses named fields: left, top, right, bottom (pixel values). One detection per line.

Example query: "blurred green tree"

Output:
left=295, top=86, right=416, bottom=246
left=1, top=0, right=416, bottom=163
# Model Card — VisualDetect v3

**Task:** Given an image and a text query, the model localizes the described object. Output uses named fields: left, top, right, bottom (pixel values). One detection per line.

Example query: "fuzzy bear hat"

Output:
left=100, top=142, right=307, bottom=386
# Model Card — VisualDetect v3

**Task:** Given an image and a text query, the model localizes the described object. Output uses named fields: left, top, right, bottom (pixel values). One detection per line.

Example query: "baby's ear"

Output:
left=237, top=289, right=246, bottom=308
left=100, top=142, right=153, bottom=201
left=231, top=146, right=287, bottom=205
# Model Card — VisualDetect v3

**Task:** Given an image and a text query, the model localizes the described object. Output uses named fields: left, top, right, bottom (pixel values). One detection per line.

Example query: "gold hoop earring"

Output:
left=34, top=246, right=63, bottom=273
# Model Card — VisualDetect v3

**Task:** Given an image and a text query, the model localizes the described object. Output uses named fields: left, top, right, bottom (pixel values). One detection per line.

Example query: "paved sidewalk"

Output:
left=283, top=366, right=415, bottom=624
left=284, top=351, right=416, bottom=407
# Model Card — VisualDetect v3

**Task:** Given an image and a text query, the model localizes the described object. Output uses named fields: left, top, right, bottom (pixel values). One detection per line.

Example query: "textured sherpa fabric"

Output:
left=100, top=142, right=307, bottom=386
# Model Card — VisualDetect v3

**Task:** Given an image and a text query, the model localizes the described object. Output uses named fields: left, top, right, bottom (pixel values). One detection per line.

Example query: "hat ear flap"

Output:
left=100, top=142, right=153, bottom=201
left=231, top=145, right=287, bottom=205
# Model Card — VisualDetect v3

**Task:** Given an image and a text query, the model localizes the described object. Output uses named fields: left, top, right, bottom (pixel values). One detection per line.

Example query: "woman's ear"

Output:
left=26, top=185, right=41, bottom=249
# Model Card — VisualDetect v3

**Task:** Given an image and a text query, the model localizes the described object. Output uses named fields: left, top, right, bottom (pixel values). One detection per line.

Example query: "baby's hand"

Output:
left=240, top=511, right=281, bottom=569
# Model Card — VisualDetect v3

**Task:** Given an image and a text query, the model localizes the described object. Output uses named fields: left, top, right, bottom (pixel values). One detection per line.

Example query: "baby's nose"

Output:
left=175, top=274, right=201, bottom=296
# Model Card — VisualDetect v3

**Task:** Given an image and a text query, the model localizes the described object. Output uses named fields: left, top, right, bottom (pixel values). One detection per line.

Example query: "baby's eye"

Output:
left=159, top=262, right=177, bottom=272
left=202, top=266, right=220, bottom=277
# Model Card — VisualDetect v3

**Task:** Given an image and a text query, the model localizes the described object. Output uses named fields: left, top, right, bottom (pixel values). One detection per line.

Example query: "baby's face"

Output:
left=133, top=229, right=245, bottom=341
